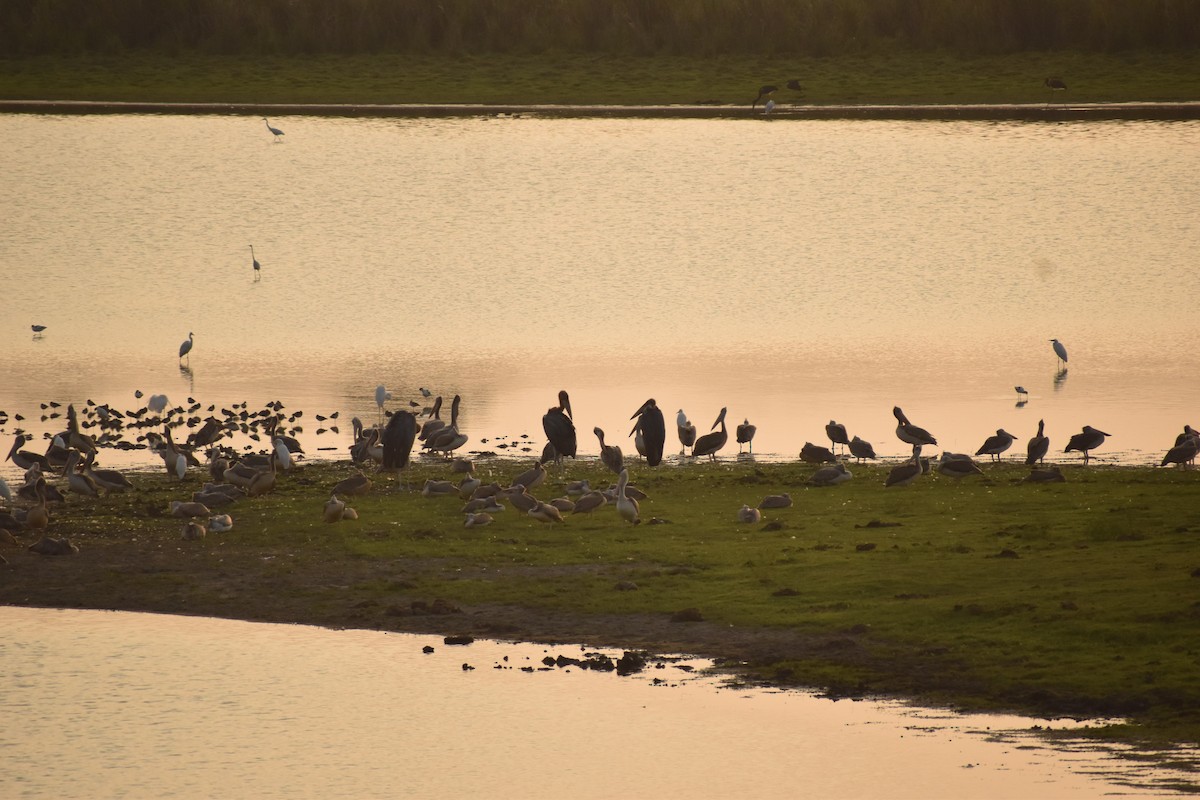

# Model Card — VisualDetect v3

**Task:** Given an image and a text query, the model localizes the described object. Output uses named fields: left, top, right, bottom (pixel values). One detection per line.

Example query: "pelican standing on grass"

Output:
left=885, top=445, right=925, bottom=488
left=594, top=427, right=624, bottom=476
left=975, top=429, right=1015, bottom=462
left=848, top=436, right=877, bottom=463
left=615, top=468, right=640, bottom=524
left=1026, top=420, right=1050, bottom=465
left=630, top=398, right=666, bottom=467
left=692, top=407, right=728, bottom=462
left=542, top=390, right=576, bottom=466
left=826, top=421, right=850, bottom=454
left=893, top=407, right=937, bottom=447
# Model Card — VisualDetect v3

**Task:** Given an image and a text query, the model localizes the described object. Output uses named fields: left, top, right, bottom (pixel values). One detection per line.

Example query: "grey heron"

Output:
left=250, top=245, right=261, bottom=280
left=264, top=117, right=285, bottom=140
left=179, top=332, right=194, bottom=362
left=1050, top=338, right=1068, bottom=366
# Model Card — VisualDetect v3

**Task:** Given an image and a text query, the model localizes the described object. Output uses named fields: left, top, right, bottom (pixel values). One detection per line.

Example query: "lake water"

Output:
left=1, top=113, right=1197, bottom=476
left=2, top=606, right=1196, bottom=799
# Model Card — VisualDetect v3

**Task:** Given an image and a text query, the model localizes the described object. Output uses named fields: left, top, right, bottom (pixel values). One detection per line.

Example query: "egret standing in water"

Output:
left=178, top=332, right=194, bottom=363
left=375, top=385, right=391, bottom=423
left=1051, top=338, right=1068, bottom=367
left=249, top=245, right=261, bottom=281
left=264, top=118, right=285, bottom=141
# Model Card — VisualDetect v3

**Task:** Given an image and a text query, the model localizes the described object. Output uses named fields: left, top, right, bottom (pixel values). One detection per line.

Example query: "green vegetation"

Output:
left=2, top=51, right=1199, bottom=105
left=3, top=457, right=1199, bottom=751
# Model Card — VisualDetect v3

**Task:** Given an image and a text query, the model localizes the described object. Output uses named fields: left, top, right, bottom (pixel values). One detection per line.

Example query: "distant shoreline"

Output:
left=4, top=99, right=1200, bottom=121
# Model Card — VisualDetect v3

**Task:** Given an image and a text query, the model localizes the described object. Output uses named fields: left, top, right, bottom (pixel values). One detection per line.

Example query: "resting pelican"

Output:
left=938, top=453, right=984, bottom=478
left=736, top=418, right=757, bottom=454
left=893, top=407, right=938, bottom=447
left=615, top=469, right=640, bottom=524
left=1025, top=420, right=1050, bottom=465
left=826, top=421, right=850, bottom=454
left=759, top=494, right=792, bottom=509
left=692, top=407, right=728, bottom=462
left=594, top=428, right=624, bottom=475
left=848, top=436, right=877, bottom=463
left=677, top=409, right=696, bottom=454
left=1050, top=338, right=1068, bottom=366
left=323, top=495, right=347, bottom=523
left=1024, top=466, right=1066, bottom=483
left=800, top=442, right=837, bottom=464
left=885, top=445, right=925, bottom=488
left=630, top=398, right=666, bottom=467
left=512, top=461, right=546, bottom=490
left=1064, top=426, right=1110, bottom=462
left=572, top=492, right=607, bottom=514
left=425, top=395, right=466, bottom=455
left=542, top=390, right=576, bottom=465
left=975, top=429, right=1015, bottom=462
left=1160, top=432, right=1198, bottom=468
left=528, top=502, right=564, bottom=524
left=737, top=505, right=762, bottom=523
left=807, top=463, right=852, bottom=487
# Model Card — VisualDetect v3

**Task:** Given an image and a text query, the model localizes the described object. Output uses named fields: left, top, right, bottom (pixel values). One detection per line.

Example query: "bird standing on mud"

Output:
left=630, top=398, right=666, bottom=467
left=691, top=407, right=728, bottom=462
left=542, top=390, right=576, bottom=466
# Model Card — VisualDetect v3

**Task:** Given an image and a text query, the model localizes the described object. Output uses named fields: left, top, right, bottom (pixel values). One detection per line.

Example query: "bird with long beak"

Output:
left=542, top=390, right=576, bottom=466
left=893, top=406, right=938, bottom=447
left=630, top=398, right=666, bottom=467
left=691, top=407, right=728, bottom=461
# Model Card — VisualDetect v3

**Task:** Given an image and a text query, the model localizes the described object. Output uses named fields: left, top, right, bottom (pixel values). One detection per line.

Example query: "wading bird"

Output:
left=1064, top=425, right=1110, bottom=462
left=692, top=407, right=728, bottom=462
left=179, top=332, right=194, bottom=363
left=264, top=117, right=285, bottom=140
left=736, top=418, right=757, bottom=453
left=826, top=420, right=850, bottom=454
left=542, top=390, right=576, bottom=466
left=630, top=398, right=665, bottom=467
left=594, top=427, right=624, bottom=476
left=676, top=409, right=696, bottom=454
left=1044, top=77, right=1067, bottom=100
left=1051, top=338, right=1068, bottom=366
left=31, top=324, right=46, bottom=336
left=250, top=245, right=261, bottom=280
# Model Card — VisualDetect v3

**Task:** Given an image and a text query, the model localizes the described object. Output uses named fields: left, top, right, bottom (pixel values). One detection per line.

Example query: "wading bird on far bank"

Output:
left=264, top=118, right=284, bottom=140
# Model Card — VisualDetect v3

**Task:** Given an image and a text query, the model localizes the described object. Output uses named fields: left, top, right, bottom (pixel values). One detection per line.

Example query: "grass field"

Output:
left=2, top=51, right=1199, bottom=105
left=3, top=454, right=1198, bottom=751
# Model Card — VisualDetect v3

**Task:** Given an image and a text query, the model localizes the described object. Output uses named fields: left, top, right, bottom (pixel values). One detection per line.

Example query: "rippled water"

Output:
left=1, top=113, right=1198, bottom=475
left=2, top=607, right=1195, bottom=799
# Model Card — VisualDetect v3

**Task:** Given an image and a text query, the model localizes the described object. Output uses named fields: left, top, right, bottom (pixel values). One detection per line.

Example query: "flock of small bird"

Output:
left=751, top=77, right=1069, bottom=115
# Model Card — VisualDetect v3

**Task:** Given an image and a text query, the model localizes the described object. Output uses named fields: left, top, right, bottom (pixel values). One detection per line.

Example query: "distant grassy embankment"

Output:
left=1, top=0, right=1198, bottom=105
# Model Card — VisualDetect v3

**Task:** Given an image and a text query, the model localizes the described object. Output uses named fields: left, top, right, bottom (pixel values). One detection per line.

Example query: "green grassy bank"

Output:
left=3, top=456, right=1198, bottom=754
left=2, top=51, right=1199, bottom=106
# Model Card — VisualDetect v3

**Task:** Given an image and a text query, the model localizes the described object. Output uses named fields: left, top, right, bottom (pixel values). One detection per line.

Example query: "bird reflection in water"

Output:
left=1054, top=367, right=1069, bottom=391
left=178, top=363, right=195, bottom=394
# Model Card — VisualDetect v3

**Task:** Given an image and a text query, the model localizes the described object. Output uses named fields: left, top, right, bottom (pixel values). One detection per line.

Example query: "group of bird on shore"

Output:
left=750, top=76, right=1069, bottom=115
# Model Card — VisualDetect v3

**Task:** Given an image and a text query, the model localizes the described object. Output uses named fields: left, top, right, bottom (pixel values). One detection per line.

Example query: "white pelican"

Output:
left=615, top=469, right=640, bottom=524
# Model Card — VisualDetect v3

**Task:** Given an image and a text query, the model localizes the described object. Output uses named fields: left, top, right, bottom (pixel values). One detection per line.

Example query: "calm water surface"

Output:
left=2, top=607, right=1196, bottom=799
left=1, top=113, right=1198, bottom=474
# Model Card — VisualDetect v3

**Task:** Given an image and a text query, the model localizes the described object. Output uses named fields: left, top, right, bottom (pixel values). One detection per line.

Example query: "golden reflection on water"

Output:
left=3, top=608, right=1193, bottom=799
left=0, top=114, right=1197, bottom=473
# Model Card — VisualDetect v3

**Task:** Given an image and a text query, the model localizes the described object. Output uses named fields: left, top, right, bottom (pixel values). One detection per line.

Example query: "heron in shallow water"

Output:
left=250, top=245, right=261, bottom=280
left=264, top=117, right=285, bottom=140
left=178, top=332, right=194, bottom=363
left=1050, top=338, right=1068, bottom=366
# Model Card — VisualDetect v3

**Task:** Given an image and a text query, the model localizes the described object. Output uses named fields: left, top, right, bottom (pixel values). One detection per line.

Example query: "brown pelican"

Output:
left=848, top=436, right=877, bottom=463
left=975, top=429, right=1015, bottom=462
left=737, top=505, right=762, bottom=523
left=826, top=421, right=850, bottom=454
left=736, top=418, right=757, bottom=454
left=615, top=468, right=640, bottom=524
left=1050, top=338, right=1068, bottom=366
left=504, top=488, right=539, bottom=513
left=630, top=399, right=666, bottom=466
left=1025, top=420, right=1050, bottom=465
left=800, top=442, right=837, bottom=465
left=594, top=428, right=624, bottom=475
left=692, top=407, right=728, bottom=462
left=758, top=493, right=792, bottom=509
left=893, top=407, right=938, bottom=447
left=542, top=390, right=576, bottom=465
left=885, top=445, right=924, bottom=488
left=1064, top=426, right=1110, bottom=462
left=677, top=410, right=696, bottom=454
left=807, top=463, right=852, bottom=486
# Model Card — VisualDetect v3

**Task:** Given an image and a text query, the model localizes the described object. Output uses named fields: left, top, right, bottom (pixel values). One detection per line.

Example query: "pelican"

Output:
left=425, top=395, right=466, bottom=455
left=1044, top=77, right=1068, bottom=99
left=615, top=468, right=640, bottom=524
left=630, top=398, right=666, bottom=467
left=25, top=479, right=50, bottom=531
left=171, top=500, right=211, bottom=518
left=458, top=473, right=482, bottom=500
left=1160, top=435, right=1198, bottom=468
left=381, top=410, right=417, bottom=478
left=421, top=480, right=458, bottom=498
left=333, top=470, right=373, bottom=497
left=975, top=429, right=1015, bottom=462
left=677, top=409, right=696, bottom=454
left=691, top=407, right=728, bottom=462
left=542, top=390, right=576, bottom=465
left=247, top=452, right=277, bottom=496
left=7, top=434, right=52, bottom=471
left=885, top=445, right=925, bottom=488
left=893, top=407, right=938, bottom=447
left=528, top=502, right=564, bottom=524
left=323, top=494, right=347, bottom=523
left=1024, top=466, right=1066, bottom=483
left=807, top=463, right=852, bottom=487
left=182, top=521, right=207, bottom=540
left=938, top=453, right=984, bottom=478
left=462, top=497, right=503, bottom=514
left=752, top=84, right=777, bottom=109
left=565, top=479, right=591, bottom=496
left=208, top=514, right=234, bottom=533
left=595, top=427, right=624, bottom=475
left=464, top=513, right=494, bottom=528
left=826, top=421, right=850, bottom=454
left=63, top=450, right=100, bottom=497
left=1050, top=338, right=1068, bottom=366
left=419, top=396, right=445, bottom=441
left=179, top=332, right=194, bottom=362
left=736, top=418, right=757, bottom=454
left=572, top=492, right=607, bottom=514
left=758, top=493, right=792, bottom=509
left=737, top=505, right=762, bottom=523
left=249, top=245, right=261, bottom=280
left=800, top=442, right=837, bottom=465
left=512, top=461, right=546, bottom=490
left=1026, top=420, right=1050, bottom=465
left=1064, top=426, right=1110, bottom=462
left=65, top=404, right=97, bottom=454
left=264, top=117, right=284, bottom=140
left=848, top=436, right=876, bottom=463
